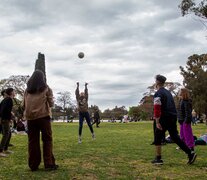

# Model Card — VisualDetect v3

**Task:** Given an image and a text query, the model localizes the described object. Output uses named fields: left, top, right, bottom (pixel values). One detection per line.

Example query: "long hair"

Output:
left=179, top=88, right=190, bottom=100
left=27, top=70, right=47, bottom=94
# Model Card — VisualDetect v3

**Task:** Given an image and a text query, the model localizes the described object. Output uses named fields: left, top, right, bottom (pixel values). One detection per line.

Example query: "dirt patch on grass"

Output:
left=71, top=173, right=98, bottom=180
left=81, top=162, right=96, bottom=170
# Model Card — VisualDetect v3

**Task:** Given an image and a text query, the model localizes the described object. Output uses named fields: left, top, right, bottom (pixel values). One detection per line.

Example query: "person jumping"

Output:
left=75, top=82, right=95, bottom=144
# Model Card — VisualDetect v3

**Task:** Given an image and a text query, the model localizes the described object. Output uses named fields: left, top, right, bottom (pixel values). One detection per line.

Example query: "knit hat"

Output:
left=155, top=74, right=166, bottom=84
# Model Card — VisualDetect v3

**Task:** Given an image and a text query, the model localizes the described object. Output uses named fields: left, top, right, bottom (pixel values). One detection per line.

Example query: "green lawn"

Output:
left=1, top=122, right=207, bottom=180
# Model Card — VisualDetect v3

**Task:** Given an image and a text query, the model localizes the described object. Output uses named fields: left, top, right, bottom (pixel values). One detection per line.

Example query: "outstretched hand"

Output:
left=77, top=82, right=79, bottom=87
left=85, top=82, right=88, bottom=86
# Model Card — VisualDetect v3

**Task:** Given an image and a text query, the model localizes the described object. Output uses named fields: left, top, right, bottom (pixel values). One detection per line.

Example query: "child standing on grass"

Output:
left=76, top=82, right=95, bottom=144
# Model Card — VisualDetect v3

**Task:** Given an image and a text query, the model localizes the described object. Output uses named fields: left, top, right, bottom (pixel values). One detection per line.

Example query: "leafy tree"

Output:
left=144, top=82, right=182, bottom=97
left=139, top=95, right=154, bottom=120
left=139, top=82, right=182, bottom=120
left=128, top=106, right=141, bottom=121
left=65, top=105, right=78, bottom=119
left=180, top=54, right=207, bottom=117
left=102, top=108, right=112, bottom=119
left=13, top=98, right=24, bottom=119
left=179, top=0, right=207, bottom=19
left=0, top=75, right=29, bottom=99
left=88, top=105, right=101, bottom=117
left=102, top=106, right=128, bottom=120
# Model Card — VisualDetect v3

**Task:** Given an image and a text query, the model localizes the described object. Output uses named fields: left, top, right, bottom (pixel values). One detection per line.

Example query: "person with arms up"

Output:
left=152, top=75, right=196, bottom=165
left=76, top=82, right=95, bottom=144
left=23, top=70, right=58, bottom=171
left=0, top=88, right=15, bottom=157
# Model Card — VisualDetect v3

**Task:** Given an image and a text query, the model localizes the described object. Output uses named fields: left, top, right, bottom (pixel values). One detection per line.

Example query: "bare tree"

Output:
left=56, top=91, right=72, bottom=120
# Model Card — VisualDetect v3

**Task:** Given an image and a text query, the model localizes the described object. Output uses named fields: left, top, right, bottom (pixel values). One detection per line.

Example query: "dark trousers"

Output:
left=155, top=116, right=191, bottom=155
left=0, top=120, right=11, bottom=152
left=153, top=120, right=165, bottom=143
left=79, top=112, right=94, bottom=136
left=27, top=116, right=55, bottom=170
left=92, top=118, right=100, bottom=127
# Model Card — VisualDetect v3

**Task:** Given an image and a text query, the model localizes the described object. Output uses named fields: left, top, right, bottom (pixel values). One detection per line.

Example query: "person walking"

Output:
left=177, top=88, right=195, bottom=151
left=0, top=88, right=15, bottom=157
left=92, top=108, right=101, bottom=128
left=76, top=82, right=95, bottom=144
left=152, top=74, right=196, bottom=165
left=23, top=70, right=58, bottom=171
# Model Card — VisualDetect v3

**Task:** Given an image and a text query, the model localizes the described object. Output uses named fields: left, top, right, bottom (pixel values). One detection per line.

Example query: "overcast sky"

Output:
left=0, top=0, right=206, bottom=110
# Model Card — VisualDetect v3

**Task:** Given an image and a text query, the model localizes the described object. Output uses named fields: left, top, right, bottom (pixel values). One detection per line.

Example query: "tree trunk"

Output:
left=35, top=52, right=46, bottom=81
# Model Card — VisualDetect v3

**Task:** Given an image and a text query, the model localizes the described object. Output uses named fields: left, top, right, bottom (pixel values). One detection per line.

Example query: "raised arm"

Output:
left=75, top=82, right=80, bottom=101
left=85, top=82, right=88, bottom=101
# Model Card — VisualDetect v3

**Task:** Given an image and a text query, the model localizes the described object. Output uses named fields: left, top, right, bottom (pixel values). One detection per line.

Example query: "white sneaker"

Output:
left=4, top=150, right=14, bottom=154
left=92, top=133, right=95, bottom=140
left=176, top=147, right=180, bottom=150
left=78, top=137, right=82, bottom=144
left=0, top=152, right=7, bottom=157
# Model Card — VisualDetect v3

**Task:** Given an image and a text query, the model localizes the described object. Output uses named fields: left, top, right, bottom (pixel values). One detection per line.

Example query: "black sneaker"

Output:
left=151, top=159, right=163, bottom=165
left=45, top=165, right=59, bottom=171
left=187, top=152, right=197, bottom=164
left=31, top=167, right=38, bottom=172
left=150, top=142, right=155, bottom=145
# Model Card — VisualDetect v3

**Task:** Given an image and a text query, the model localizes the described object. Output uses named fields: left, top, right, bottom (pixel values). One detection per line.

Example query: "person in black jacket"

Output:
left=92, top=108, right=101, bottom=128
left=0, top=90, right=6, bottom=134
left=177, top=88, right=195, bottom=151
left=152, top=75, right=196, bottom=165
left=0, top=88, right=15, bottom=157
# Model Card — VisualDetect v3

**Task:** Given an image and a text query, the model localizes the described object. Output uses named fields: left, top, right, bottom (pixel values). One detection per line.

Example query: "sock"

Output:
left=157, top=155, right=161, bottom=160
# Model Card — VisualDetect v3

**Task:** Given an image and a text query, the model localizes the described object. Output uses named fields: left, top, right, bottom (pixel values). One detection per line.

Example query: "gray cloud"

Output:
left=0, top=0, right=205, bottom=110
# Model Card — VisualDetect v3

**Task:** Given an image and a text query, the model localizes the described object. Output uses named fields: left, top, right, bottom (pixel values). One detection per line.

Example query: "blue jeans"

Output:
left=79, top=112, right=94, bottom=136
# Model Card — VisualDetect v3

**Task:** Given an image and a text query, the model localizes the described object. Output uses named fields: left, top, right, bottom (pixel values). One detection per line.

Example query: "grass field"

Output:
left=1, top=122, right=207, bottom=180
